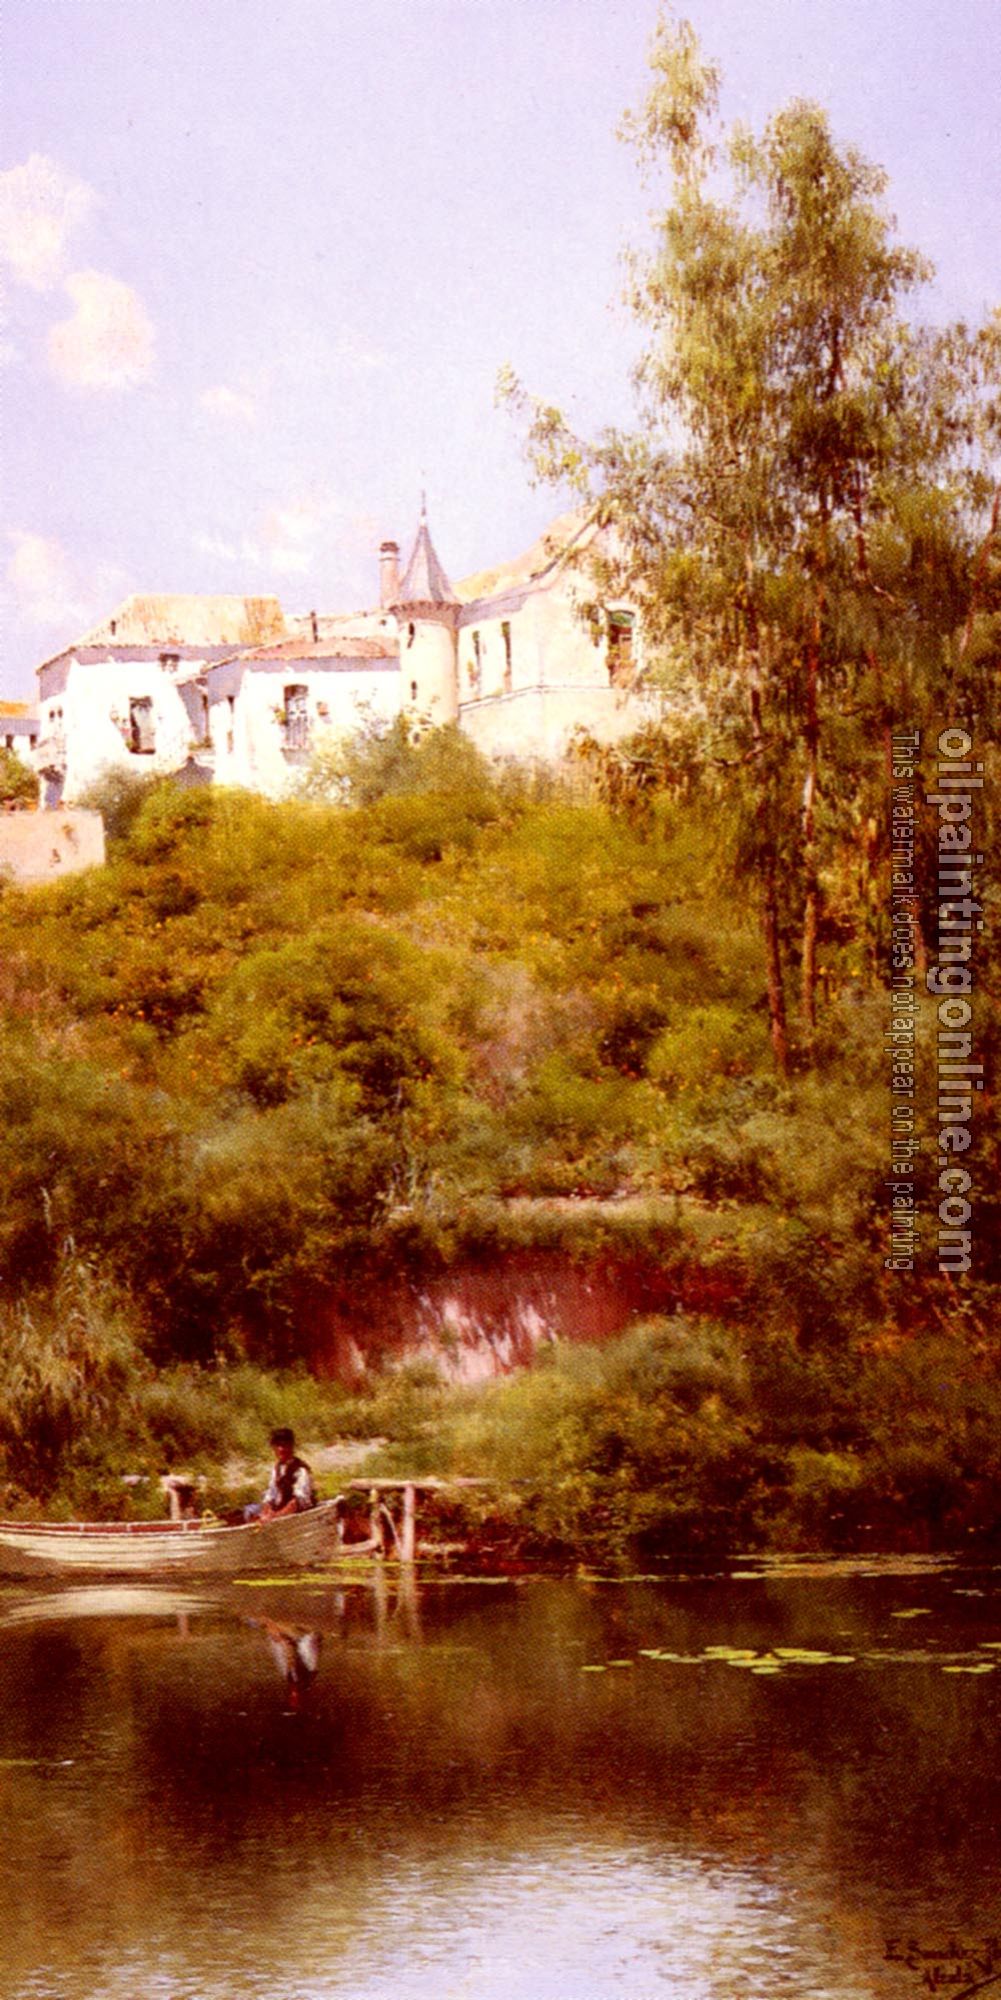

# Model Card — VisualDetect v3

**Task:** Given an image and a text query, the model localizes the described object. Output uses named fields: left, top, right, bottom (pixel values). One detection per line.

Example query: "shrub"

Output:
left=0, top=746, right=37, bottom=809
left=76, top=766, right=162, bottom=845
left=0, top=1259, right=146, bottom=1499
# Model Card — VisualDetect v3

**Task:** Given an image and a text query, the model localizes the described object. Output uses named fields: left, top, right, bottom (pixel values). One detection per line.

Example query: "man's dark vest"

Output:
left=273, top=1455, right=311, bottom=1510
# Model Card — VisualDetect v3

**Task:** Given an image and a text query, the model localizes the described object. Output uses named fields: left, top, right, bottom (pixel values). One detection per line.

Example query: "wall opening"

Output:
left=607, top=610, right=635, bottom=685
left=282, top=683, right=310, bottom=751
left=129, top=696, right=156, bottom=754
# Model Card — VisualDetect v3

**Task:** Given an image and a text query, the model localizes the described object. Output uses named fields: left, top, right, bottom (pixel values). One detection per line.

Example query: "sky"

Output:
left=1, top=0, right=999, bottom=703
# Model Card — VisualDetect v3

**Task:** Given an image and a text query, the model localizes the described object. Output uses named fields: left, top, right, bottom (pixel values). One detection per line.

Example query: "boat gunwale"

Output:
left=0, top=1498, right=344, bottom=1541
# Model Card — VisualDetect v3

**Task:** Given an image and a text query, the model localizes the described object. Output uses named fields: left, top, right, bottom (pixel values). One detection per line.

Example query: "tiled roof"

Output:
left=239, top=637, right=398, bottom=662
left=456, top=510, right=593, bottom=604
left=77, top=594, right=288, bottom=648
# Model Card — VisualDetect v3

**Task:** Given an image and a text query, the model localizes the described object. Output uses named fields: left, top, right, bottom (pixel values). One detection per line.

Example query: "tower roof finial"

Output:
left=394, top=497, right=456, bottom=608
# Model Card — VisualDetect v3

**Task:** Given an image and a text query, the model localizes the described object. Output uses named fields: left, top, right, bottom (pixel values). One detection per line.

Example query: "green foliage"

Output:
left=0, top=1259, right=143, bottom=1499
left=76, top=766, right=163, bottom=845
left=504, top=11, right=1000, bottom=1070
left=0, top=711, right=997, bottom=1555
left=353, top=1308, right=1001, bottom=1560
left=0, top=747, right=36, bottom=809
left=300, top=712, right=498, bottom=818
left=423, top=1317, right=765, bottom=1558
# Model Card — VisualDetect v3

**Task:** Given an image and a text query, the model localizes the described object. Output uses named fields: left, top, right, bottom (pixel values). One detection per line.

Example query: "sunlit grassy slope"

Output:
left=0, top=750, right=996, bottom=1547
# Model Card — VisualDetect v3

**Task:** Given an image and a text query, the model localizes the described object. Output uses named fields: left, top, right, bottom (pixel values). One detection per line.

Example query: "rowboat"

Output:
left=0, top=1500, right=381, bottom=1580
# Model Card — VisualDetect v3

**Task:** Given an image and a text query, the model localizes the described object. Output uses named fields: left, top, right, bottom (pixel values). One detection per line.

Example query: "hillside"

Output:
left=0, top=742, right=997, bottom=1551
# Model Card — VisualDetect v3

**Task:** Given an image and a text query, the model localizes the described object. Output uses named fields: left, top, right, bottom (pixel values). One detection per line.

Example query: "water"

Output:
left=1, top=1557, right=999, bottom=2000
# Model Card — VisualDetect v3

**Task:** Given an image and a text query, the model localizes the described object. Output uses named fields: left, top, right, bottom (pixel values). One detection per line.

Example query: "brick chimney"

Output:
left=379, top=539, right=401, bottom=609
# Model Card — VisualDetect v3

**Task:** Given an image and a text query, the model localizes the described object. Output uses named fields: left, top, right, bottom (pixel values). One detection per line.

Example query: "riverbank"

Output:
left=1, top=768, right=997, bottom=1559
left=3, top=1286, right=998, bottom=1561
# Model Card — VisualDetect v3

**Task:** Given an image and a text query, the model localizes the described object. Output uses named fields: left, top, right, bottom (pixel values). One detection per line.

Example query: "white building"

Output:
left=35, top=507, right=648, bottom=805
left=1, top=703, right=39, bottom=767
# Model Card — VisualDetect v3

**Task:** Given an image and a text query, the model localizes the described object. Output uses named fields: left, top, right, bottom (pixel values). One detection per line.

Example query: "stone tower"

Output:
left=391, top=502, right=459, bottom=724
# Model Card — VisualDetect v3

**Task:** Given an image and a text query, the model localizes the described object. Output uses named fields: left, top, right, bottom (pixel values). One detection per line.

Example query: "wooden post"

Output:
left=401, top=1482, right=417, bottom=1563
left=368, top=1487, right=383, bottom=1554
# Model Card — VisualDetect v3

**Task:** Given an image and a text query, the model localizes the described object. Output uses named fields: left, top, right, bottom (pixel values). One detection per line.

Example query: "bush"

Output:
left=76, top=766, right=162, bottom=845
left=0, top=747, right=37, bottom=809
left=301, top=715, right=498, bottom=813
left=0, top=1259, right=145, bottom=1500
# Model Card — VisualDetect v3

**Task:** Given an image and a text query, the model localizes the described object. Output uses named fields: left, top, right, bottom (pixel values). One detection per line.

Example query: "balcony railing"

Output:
left=33, top=733, right=66, bottom=774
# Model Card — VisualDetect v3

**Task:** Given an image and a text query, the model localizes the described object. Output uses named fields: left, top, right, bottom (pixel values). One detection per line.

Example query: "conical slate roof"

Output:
left=395, top=502, right=457, bottom=608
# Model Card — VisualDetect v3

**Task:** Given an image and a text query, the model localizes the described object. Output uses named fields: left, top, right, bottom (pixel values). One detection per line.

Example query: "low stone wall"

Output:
left=0, top=808, right=105, bottom=885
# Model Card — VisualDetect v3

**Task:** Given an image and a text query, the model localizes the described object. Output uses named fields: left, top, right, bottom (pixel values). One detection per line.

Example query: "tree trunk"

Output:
left=799, top=607, right=822, bottom=1044
left=744, top=580, right=791, bottom=1075
left=763, top=846, right=790, bottom=1075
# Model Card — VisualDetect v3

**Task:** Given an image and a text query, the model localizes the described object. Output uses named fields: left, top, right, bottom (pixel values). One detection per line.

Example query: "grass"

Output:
left=0, top=747, right=997, bottom=1556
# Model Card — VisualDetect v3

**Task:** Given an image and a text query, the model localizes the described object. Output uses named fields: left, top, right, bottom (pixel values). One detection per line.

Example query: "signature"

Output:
left=885, top=1937, right=1001, bottom=1997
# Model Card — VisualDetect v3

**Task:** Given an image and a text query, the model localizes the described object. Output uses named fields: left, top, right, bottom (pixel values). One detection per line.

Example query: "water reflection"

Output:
left=1, top=1563, right=999, bottom=1999
left=249, top=1620, right=322, bottom=1710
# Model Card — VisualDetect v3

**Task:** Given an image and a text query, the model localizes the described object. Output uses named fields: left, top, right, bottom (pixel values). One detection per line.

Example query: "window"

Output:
left=226, top=696, right=236, bottom=755
left=129, top=696, right=156, bottom=754
left=501, top=621, right=512, bottom=694
left=410, top=680, right=418, bottom=703
left=282, top=684, right=309, bottom=751
left=469, top=631, right=482, bottom=696
left=607, top=610, right=635, bottom=685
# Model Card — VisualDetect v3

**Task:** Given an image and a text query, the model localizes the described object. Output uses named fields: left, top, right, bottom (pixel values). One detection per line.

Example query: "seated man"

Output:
left=248, top=1428, right=316, bottom=1521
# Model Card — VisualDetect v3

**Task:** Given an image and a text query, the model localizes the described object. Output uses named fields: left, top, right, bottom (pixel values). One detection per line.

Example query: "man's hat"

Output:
left=270, top=1426, right=295, bottom=1449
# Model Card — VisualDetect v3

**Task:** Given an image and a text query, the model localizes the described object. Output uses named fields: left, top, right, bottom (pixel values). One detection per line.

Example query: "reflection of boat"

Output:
left=0, top=1501, right=381, bottom=1579
left=0, top=1585, right=215, bottom=1627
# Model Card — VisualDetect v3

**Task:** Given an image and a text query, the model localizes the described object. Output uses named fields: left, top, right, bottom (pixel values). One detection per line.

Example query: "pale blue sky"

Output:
left=1, top=0, right=998, bottom=701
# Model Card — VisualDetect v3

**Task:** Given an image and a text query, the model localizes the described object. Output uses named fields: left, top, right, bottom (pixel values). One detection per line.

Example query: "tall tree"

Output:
left=501, top=13, right=970, bottom=1068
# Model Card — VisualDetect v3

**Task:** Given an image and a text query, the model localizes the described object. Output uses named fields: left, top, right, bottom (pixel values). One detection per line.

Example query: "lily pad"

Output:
left=773, top=1648, right=855, bottom=1664
left=638, top=1650, right=703, bottom=1663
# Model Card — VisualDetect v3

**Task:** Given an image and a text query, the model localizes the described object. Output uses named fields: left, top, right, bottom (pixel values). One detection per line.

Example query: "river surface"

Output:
left=1, top=1555, right=999, bottom=2000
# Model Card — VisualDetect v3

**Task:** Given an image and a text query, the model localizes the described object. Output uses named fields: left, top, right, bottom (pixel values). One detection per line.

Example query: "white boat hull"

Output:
left=0, top=1501, right=379, bottom=1578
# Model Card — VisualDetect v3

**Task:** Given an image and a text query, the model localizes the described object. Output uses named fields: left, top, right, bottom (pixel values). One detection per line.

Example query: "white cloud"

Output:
left=0, top=154, right=96, bottom=291
left=261, top=502, right=324, bottom=576
left=194, top=532, right=264, bottom=566
left=48, top=269, right=155, bottom=391
left=199, top=382, right=259, bottom=425
left=194, top=491, right=378, bottom=587
left=7, top=532, right=88, bottom=629
left=6, top=531, right=130, bottom=636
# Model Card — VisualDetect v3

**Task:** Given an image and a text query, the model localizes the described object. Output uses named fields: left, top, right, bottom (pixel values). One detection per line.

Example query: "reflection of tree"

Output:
left=1, top=1577, right=999, bottom=1993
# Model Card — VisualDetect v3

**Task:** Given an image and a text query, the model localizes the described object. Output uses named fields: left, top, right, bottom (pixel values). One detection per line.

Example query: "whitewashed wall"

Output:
left=209, top=661, right=401, bottom=796
left=0, top=808, right=105, bottom=883
left=38, top=657, right=199, bottom=802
